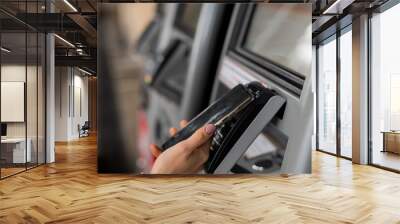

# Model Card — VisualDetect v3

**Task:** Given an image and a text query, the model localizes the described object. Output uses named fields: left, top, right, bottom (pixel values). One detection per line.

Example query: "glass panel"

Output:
left=317, top=37, right=337, bottom=154
left=27, top=31, right=38, bottom=169
left=243, top=4, right=311, bottom=77
left=0, top=1, right=46, bottom=178
left=371, top=4, right=400, bottom=171
left=1, top=30, right=28, bottom=177
left=340, top=29, right=352, bottom=158
left=26, top=0, right=39, bottom=169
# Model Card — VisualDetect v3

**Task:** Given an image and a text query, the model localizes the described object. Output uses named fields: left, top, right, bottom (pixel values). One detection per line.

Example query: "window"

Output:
left=316, top=25, right=353, bottom=158
left=370, top=3, right=400, bottom=171
left=339, top=28, right=352, bottom=158
left=317, top=36, right=337, bottom=155
left=390, top=75, right=400, bottom=130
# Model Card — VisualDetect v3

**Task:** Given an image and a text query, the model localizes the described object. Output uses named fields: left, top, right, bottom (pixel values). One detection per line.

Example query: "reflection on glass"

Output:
left=243, top=4, right=311, bottom=77
left=318, top=37, right=337, bottom=154
left=371, top=4, right=400, bottom=171
left=1, top=31, right=28, bottom=177
left=340, top=29, right=352, bottom=158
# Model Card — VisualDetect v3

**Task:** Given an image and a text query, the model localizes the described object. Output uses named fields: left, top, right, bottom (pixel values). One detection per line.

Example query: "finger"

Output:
left=180, top=120, right=188, bottom=128
left=150, top=144, right=162, bottom=158
left=193, top=142, right=211, bottom=172
left=183, top=124, right=216, bottom=151
left=169, top=127, right=178, bottom=136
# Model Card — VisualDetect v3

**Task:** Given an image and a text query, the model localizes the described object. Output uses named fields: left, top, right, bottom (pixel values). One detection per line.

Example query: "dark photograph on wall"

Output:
left=98, top=3, right=313, bottom=175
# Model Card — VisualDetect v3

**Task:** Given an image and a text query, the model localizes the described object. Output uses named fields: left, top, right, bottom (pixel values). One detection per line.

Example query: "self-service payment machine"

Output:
left=207, top=3, right=313, bottom=174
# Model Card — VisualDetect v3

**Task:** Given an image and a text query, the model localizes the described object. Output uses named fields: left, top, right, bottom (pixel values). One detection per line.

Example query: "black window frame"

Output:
left=0, top=0, right=47, bottom=180
left=315, top=21, right=353, bottom=161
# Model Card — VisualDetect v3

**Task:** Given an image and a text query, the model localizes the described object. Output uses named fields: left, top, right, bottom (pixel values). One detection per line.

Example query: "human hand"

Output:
left=150, top=120, right=216, bottom=174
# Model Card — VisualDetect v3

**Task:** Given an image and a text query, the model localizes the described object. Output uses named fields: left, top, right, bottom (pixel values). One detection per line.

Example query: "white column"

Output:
left=46, top=32, right=55, bottom=163
left=45, top=0, right=56, bottom=163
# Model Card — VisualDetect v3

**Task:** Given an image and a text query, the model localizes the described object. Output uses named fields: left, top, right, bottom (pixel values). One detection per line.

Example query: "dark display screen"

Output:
left=153, top=40, right=189, bottom=104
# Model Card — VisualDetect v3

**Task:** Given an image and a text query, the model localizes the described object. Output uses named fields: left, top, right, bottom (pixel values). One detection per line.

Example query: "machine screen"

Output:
left=242, top=4, right=310, bottom=77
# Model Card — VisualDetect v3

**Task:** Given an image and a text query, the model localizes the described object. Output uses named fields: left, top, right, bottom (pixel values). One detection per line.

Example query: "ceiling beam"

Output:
left=55, top=55, right=96, bottom=71
left=67, top=13, right=97, bottom=39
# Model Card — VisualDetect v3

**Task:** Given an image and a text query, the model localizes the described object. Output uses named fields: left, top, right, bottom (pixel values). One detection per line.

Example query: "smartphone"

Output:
left=160, top=84, right=254, bottom=151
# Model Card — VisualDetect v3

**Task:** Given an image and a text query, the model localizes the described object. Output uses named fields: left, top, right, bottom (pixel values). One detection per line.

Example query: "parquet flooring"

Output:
left=1, top=135, right=400, bottom=223
left=1, top=167, right=26, bottom=178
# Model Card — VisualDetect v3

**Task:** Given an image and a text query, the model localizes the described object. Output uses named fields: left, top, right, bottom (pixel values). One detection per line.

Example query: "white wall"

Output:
left=55, top=67, right=89, bottom=141
left=71, top=73, right=89, bottom=138
left=55, top=66, right=69, bottom=141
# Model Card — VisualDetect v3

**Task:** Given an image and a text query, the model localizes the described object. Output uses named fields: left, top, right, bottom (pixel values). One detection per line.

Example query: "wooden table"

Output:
left=0, top=138, right=31, bottom=165
left=381, top=131, right=400, bottom=154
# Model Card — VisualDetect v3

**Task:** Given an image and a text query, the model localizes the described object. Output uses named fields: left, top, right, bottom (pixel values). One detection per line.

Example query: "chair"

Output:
left=79, top=121, right=90, bottom=138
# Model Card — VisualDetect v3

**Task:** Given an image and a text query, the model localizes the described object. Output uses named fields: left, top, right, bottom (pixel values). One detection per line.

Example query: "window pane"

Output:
left=371, top=3, right=400, bottom=171
left=318, top=37, right=337, bottom=154
left=340, top=29, right=352, bottom=158
left=27, top=31, right=38, bottom=169
left=26, top=0, right=39, bottom=170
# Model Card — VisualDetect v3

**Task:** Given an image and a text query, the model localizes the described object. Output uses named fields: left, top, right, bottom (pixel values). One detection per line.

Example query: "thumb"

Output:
left=183, top=124, right=216, bottom=151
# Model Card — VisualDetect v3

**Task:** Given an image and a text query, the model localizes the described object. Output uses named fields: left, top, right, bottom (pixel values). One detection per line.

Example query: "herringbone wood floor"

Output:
left=1, top=135, right=400, bottom=224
